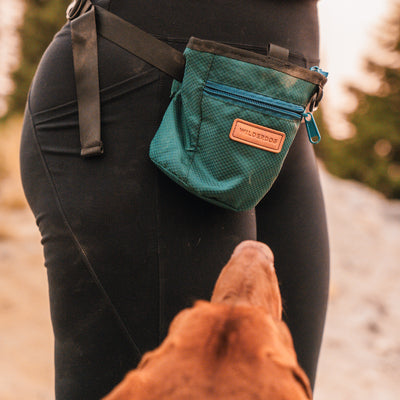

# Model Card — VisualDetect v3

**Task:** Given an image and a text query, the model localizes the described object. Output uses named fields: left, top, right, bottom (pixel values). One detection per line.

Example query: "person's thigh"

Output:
left=21, top=25, right=256, bottom=400
left=255, top=124, right=330, bottom=388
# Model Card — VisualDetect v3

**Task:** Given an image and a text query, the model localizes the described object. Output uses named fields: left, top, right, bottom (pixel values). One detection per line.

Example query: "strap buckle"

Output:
left=66, top=0, right=92, bottom=20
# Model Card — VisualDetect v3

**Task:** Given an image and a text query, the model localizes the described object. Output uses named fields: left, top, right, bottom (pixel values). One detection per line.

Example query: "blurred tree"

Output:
left=316, top=1, right=400, bottom=198
left=6, top=0, right=70, bottom=116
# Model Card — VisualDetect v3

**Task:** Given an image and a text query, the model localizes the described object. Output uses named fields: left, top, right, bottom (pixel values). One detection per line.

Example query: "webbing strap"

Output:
left=71, top=6, right=103, bottom=157
left=268, top=44, right=289, bottom=62
left=96, top=7, right=185, bottom=81
left=68, top=0, right=186, bottom=157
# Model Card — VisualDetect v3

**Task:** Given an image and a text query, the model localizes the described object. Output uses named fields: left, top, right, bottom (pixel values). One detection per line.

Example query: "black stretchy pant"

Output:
left=20, top=1, right=329, bottom=398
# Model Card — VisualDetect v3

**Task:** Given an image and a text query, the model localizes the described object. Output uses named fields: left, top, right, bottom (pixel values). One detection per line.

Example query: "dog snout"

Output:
left=232, top=240, right=274, bottom=265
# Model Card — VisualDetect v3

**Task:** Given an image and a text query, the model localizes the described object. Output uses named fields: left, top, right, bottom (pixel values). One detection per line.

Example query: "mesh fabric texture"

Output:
left=149, top=39, right=320, bottom=211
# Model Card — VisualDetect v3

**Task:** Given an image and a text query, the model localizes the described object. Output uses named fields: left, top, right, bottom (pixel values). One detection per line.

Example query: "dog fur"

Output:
left=103, top=240, right=312, bottom=400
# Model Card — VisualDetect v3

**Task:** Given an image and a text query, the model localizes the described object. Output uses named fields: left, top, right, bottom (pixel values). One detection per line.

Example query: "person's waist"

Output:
left=101, top=0, right=320, bottom=66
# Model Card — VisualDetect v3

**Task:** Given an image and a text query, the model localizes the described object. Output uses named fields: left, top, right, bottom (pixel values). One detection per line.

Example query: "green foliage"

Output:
left=6, top=0, right=70, bottom=116
left=316, top=2, right=400, bottom=199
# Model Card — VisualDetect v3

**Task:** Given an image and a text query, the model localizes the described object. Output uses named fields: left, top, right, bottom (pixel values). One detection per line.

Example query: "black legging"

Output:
left=20, top=1, right=329, bottom=398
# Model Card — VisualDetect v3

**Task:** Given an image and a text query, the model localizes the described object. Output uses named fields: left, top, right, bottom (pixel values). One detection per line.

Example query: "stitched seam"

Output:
left=185, top=53, right=216, bottom=181
left=155, top=73, right=163, bottom=344
left=32, top=68, right=159, bottom=121
left=27, top=95, right=142, bottom=358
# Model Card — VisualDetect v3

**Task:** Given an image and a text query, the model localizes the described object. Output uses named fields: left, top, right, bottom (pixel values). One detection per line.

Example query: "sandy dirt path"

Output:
left=0, top=203, right=53, bottom=400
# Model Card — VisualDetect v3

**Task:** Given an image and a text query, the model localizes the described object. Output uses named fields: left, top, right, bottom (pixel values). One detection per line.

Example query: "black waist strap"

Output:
left=68, top=0, right=186, bottom=157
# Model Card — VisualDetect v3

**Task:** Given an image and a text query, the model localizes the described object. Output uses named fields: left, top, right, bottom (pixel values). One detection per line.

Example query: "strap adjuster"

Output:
left=66, top=0, right=92, bottom=20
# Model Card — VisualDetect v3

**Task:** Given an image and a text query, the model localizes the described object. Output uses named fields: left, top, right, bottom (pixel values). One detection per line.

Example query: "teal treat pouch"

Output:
left=150, top=38, right=328, bottom=211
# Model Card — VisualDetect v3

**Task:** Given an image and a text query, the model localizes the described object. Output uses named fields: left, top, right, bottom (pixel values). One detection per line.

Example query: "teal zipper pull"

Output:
left=303, top=112, right=321, bottom=144
left=310, top=66, right=329, bottom=78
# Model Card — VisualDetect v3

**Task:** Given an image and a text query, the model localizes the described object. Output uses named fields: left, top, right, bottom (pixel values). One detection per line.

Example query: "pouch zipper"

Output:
left=310, top=66, right=329, bottom=78
left=203, top=80, right=321, bottom=144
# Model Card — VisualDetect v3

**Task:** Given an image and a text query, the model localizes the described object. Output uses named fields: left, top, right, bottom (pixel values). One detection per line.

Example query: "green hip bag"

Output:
left=68, top=1, right=327, bottom=211
left=150, top=38, right=328, bottom=211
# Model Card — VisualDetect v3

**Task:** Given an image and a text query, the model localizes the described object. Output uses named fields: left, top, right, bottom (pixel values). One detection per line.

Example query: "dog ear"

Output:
left=262, top=320, right=313, bottom=399
left=274, top=321, right=312, bottom=398
left=291, top=365, right=313, bottom=399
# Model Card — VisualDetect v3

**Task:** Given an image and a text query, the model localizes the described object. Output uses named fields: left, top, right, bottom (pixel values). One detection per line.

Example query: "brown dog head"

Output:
left=104, top=240, right=312, bottom=400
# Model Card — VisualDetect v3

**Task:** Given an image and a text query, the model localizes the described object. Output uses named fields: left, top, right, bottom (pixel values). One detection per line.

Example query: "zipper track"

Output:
left=203, top=80, right=322, bottom=144
left=203, top=80, right=304, bottom=120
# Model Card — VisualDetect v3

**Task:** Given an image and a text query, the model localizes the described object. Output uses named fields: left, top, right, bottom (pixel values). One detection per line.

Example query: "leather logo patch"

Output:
left=229, top=119, right=285, bottom=153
